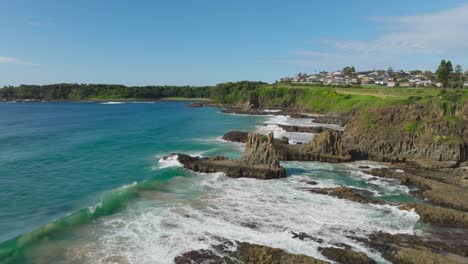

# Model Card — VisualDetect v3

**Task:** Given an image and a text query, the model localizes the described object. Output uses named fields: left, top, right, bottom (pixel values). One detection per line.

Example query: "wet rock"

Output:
left=290, top=232, right=323, bottom=243
left=307, top=187, right=383, bottom=205
left=233, top=242, right=328, bottom=264
left=186, top=102, right=204, bottom=107
left=301, top=180, right=318, bottom=185
left=319, top=247, right=375, bottom=264
left=222, top=107, right=312, bottom=118
left=222, top=130, right=249, bottom=143
left=357, top=232, right=468, bottom=264
left=177, top=153, right=286, bottom=180
left=174, top=241, right=329, bottom=264
left=400, top=202, right=468, bottom=228
left=370, top=168, right=468, bottom=211
left=174, top=249, right=226, bottom=264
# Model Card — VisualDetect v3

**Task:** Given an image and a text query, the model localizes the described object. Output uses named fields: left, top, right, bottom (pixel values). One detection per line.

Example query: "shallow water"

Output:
left=0, top=102, right=419, bottom=263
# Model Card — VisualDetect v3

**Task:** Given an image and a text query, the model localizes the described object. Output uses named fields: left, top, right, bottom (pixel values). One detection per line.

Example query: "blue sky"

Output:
left=1, top=0, right=468, bottom=86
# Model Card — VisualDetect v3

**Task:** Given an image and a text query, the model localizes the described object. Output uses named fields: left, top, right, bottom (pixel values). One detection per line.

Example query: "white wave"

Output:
left=131, top=101, right=156, bottom=104
left=67, top=171, right=419, bottom=264
left=255, top=124, right=314, bottom=144
left=263, top=109, right=282, bottom=113
left=157, top=155, right=182, bottom=169
left=100, top=101, right=125, bottom=105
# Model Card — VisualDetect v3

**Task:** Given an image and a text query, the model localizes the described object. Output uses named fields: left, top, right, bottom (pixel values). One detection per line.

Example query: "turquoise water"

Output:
left=0, top=102, right=419, bottom=264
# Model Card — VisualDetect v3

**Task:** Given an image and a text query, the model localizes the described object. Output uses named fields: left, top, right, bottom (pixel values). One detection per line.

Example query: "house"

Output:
left=464, top=81, right=468, bottom=88
left=360, top=77, right=374, bottom=85
left=400, top=82, right=415, bottom=87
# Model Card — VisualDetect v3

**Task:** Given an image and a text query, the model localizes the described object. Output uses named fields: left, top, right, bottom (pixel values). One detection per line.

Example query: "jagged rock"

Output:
left=222, top=130, right=249, bottom=143
left=319, top=247, right=375, bottom=264
left=400, top=202, right=468, bottom=228
left=307, top=187, right=384, bottom=205
left=174, top=241, right=329, bottom=264
left=274, top=130, right=353, bottom=163
left=242, top=133, right=281, bottom=169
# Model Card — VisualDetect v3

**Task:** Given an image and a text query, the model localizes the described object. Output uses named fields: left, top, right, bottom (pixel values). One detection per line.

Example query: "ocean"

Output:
left=0, top=101, right=419, bottom=263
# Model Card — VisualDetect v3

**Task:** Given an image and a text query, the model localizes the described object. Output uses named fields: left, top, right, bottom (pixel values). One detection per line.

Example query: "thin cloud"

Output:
left=0, top=56, right=33, bottom=65
left=287, top=3, right=468, bottom=69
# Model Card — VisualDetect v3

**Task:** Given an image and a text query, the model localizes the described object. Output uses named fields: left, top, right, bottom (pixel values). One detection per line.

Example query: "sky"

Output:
left=1, top=0, right=468, bottom=86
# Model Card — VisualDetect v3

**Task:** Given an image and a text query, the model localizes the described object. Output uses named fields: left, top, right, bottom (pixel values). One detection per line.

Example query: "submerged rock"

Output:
left=307, top=187, right=384, bottom=205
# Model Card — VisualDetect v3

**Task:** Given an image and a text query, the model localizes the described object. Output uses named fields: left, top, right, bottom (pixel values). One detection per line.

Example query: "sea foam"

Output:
left=66, top=170, right=419, bottom=264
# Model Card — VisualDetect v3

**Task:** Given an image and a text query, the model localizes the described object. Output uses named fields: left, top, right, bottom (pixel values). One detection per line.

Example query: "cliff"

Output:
left=343, top=102, right=468, bottom=167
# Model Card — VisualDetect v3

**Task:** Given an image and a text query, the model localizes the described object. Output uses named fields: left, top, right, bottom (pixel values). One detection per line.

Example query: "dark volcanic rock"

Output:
left=307, top=187, right=384, bottom=204
left=222, top=130, right=249, bottom=143
left=319, top=247, right=376, bottom=264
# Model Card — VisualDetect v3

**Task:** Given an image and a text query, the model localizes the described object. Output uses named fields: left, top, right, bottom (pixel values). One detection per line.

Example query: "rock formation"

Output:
left=242, top=133, right=281, bottom=168
left=177, top=133, right=286, bottom=179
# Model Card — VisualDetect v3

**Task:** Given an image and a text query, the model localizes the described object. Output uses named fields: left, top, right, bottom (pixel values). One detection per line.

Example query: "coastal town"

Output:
left=279, top=65, right=468, bottom=88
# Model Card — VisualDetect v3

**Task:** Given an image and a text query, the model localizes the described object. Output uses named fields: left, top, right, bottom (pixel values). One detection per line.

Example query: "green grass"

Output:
left=220, top=83, right=468, bottom=114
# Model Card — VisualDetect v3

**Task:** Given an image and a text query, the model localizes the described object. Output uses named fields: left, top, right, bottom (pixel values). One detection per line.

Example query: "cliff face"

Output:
left=342, top=103, right=468, bottom=166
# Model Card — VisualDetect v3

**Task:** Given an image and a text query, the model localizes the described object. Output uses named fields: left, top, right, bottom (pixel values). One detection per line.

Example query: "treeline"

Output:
left=0, top=84, right=212, bottom=100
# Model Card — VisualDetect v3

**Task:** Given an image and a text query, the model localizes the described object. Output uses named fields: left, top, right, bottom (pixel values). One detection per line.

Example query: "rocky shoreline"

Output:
left=175, top=103, right=468, bottom=263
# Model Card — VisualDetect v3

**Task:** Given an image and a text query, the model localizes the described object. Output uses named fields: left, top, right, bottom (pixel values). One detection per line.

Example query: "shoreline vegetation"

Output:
left=1, top=81, right=468, bottom=263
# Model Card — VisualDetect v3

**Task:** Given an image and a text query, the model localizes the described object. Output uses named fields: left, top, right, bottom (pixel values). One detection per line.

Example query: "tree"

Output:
left=455, top=64, right=463, bottom=80
left=436, top=60, right=454, bottom=88
left=342, top=66, right=355, bottom=76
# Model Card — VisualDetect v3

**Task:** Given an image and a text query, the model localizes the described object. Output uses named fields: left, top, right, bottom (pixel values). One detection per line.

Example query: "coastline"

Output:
left=0, top=101, right=467, bottom=263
